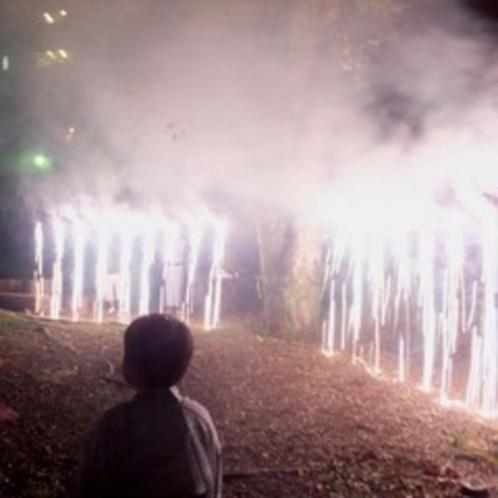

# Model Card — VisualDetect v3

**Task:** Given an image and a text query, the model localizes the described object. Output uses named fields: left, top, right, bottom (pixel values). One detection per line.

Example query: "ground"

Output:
left=0, top=311, right=498, bottom=498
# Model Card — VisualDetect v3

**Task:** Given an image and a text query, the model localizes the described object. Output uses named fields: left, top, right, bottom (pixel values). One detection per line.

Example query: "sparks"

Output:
left=321, top=188, right=498, bottom=419
left=34, top=205, right=227, bottom=331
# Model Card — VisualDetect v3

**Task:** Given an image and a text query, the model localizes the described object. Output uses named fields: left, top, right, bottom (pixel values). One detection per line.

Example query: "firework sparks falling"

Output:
left=94, top=224, right=109, bottom=324
left=49, top=216, right=65, bottom=320
left=71, top=219, right=86, bottom=321
left=160, top=220, right=179, bottom=314
left=204, top=219, right=228, bottom=331
left=139, top=221, right=156, bottom=316
left=33, top=221, right=44, bottom=314
left=118, top=228, right=133, bottom=323
left=320, top=188, right=498, bottom=419
left=184, top=219, right=203, bottom=322
left=480, top=212, right=498, bottom=416
left=419, top=228, right=436, bottom=392
left=34, top=205, right=227, bottom=330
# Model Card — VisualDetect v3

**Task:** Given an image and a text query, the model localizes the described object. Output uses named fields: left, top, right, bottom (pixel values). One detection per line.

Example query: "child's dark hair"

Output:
left=123, top=314, right=193, bottom=388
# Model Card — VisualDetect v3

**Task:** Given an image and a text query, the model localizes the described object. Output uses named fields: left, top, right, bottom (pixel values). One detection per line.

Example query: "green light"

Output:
left=8, top=150, right=55, bottom=175
left=33, top=154, right=51, bottom=170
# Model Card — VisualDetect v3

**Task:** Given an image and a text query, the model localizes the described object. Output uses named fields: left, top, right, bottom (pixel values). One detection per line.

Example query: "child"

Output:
left=77, top=314, right=221, bottom=498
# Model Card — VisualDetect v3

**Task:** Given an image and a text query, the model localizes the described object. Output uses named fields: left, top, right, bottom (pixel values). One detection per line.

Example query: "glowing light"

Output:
left=184, top=220, right=203, bottom=322
left=36, top=205, right=228, bottom=330
left=43, top=12, right=55, bottom=24
left=398, top=337, right=405, bottom=383
left=480, top=212, right=498, bottom=416
left=50, top=217, right=65, bottom=320
left=321, top=186, right=498, bottom=418
left=34, top=222, right=44, bottom=314
left=71, top=220, right=86, bottom=321
left=33, top=154, right=51, bottom=171
left=439, top=217, right=464, bottom=404
left=139, top=222, right=156, bottom=316
left=94, top=227, right=109, bottom=323
left=420, top=229, right=436, bottom=392
left=1, top=55, right=9, bottom=72
left=322, top=277, right=336, bottom=356
left=160, top=220, right=179, bottom=313
left=349, top=232, right=365, bottom=358
left=66, top=127, right=76, bottom=142
left=59, top=10, right=67, bottom=17
left=204, top=220, right=228, bottom=330
left=368, top=233, right=384, bottom=373
left=118, top=229, right=133, bottom=324
left=58, top=49, right=68, bottom=59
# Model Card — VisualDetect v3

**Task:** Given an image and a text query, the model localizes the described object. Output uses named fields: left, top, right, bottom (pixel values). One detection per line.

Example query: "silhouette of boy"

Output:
left=77, top=314, right=221, bottom=498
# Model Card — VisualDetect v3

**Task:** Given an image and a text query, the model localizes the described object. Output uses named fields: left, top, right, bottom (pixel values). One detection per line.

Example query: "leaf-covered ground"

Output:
left=0, top=310, right=497, bottom=497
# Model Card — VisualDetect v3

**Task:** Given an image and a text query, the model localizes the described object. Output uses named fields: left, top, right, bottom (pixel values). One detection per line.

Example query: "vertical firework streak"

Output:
left=35, top=209, right=227, bottom=331
left=161, top=221, right=179, bottom=313
left=322, top=234, right=347, bottom=356
left=349, top=234, right=365, bottom=358
left=204, top=221, right=228, bottom=331
left=440, top=219, right=464, bottom=404
left=368, top=234, right=384, bottom=373
left=212, top=221, right=228, bottom=328
left=71, top=220, right=86, bottom=321
left=320, top=192, right=498, bottom=418
left=184, top=221, right=202, bottom=322
left=480, top=213, right=498, bottom=416
left=34, top=222, right=44, bottom=314
left=321, top=246, right=335, bottom=356
left=94, top=227, right=108, bottom=323
left=466, top=280, right=479, bottom=333
left=466, top=325, right=482, bottom=408
left=139, top=222, right=156, bottom=316
left=324, top=278, right=336, bottom=356
left=118, top=229, right=133, bottom=323
left=398, top=337, right=406, bottom=383
left=457, top=189, right=498, bottom=415
left=393, top=231, right=411, bottom=382
left=420, top=229, right=436, bottom=392
left=50, top=217, right=65, bottom=320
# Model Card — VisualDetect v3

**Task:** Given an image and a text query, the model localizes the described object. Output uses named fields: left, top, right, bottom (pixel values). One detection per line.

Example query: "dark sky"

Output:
left=464, top=0, right=498, bottom=24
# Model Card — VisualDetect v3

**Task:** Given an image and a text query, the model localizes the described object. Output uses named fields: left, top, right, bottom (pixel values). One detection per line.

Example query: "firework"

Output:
left=33, top=222, right=44, bottom=314
left=204, top=220, right=228, bottom=331
left=50, top=216, right=65, bottom=320
left=71, top=219, right=86, bottom=321
left=94, top=225, right=108, bottom=323
left=321, top=189, right=498, bottom=418
left=35, top=205, right=226, bottom=330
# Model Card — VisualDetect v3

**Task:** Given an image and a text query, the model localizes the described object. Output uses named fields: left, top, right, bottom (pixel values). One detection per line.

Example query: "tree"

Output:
left=256, top=0, right=407, bottom=338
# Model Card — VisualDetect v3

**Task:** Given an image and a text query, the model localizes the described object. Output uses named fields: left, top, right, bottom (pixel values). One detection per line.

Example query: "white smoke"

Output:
left=27, top=0, right=498, bottom=214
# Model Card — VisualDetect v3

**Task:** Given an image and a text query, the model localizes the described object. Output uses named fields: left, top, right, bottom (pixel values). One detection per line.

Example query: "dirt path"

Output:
left=0, top=311, right=497, bottom=497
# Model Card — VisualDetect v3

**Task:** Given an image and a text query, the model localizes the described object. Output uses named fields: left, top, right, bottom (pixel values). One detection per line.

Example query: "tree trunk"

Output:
left=257, top=212, right=322, bottom=339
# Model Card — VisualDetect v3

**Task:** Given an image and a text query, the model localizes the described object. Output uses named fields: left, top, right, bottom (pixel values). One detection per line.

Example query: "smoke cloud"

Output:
left=26, top=0, right=498, bottom=216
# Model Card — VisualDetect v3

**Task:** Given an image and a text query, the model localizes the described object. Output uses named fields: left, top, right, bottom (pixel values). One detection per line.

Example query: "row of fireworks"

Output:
left=32, top=192, right=498, bottom=418
left=33, top=208, right=227, bottom=330
left=320, top=190, right=498, bottom=418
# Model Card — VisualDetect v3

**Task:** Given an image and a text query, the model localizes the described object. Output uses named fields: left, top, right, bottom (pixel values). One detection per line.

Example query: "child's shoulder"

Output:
left=180, top=396, right=220, bottom=449
left=180, top=396, right=212, bottom=422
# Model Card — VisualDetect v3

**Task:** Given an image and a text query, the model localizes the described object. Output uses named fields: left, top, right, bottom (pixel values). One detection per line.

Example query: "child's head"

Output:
left=123, top=314, right=193, bottom=389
